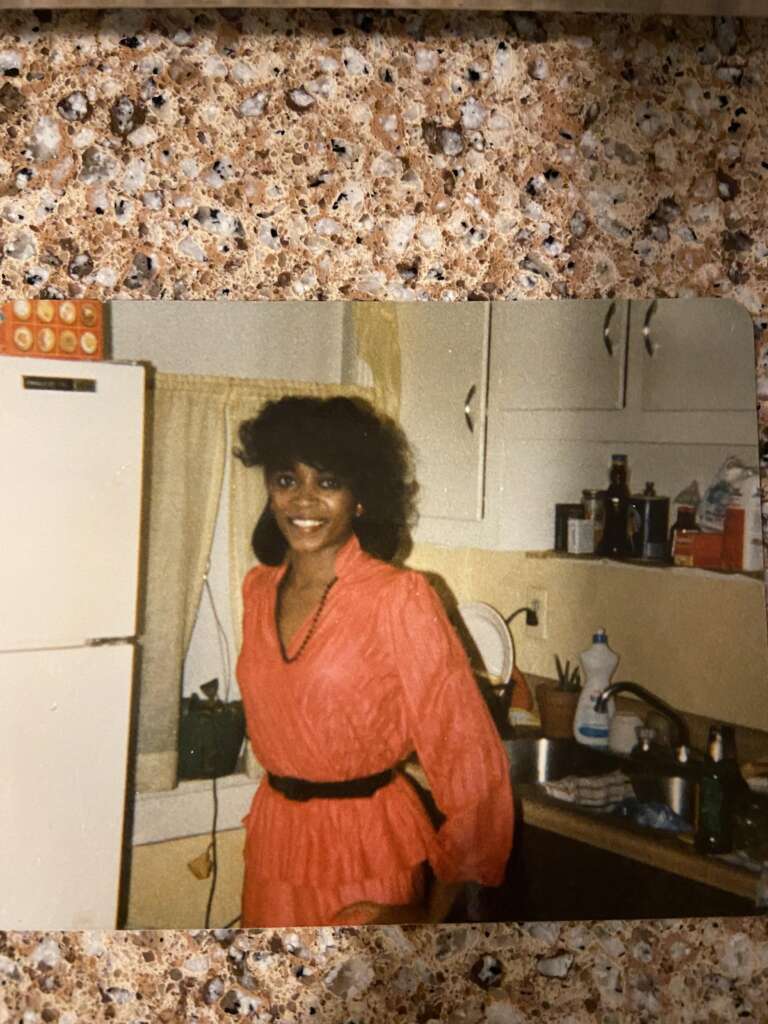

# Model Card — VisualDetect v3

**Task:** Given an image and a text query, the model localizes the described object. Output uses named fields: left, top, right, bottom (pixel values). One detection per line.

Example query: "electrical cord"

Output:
left=504, top=605, right=538, bottom=627
left=200, top=570, right=239, bottom=928
left=204, top=574, right=233, bottom=703
left=204, top=775, right=219, bottom=929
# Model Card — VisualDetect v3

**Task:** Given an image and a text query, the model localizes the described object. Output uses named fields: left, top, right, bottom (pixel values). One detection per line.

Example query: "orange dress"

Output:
left=236, top=534, right=514, bottom=927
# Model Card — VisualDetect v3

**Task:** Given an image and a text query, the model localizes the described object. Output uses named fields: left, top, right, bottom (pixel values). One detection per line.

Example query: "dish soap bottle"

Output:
left=573, top=629, right=618, bottom=749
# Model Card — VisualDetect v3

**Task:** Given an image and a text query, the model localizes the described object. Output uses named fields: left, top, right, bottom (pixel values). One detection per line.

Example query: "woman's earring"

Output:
left=355, top=504, right=364, bottom=518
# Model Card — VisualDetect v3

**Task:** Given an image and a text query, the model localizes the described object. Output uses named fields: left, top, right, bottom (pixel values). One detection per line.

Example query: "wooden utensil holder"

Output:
left=536, top=683, right=579, bottom=739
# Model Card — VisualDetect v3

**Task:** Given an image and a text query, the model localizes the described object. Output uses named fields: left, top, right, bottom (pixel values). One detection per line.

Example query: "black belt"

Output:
left=267, top=768, right=395, bottom=802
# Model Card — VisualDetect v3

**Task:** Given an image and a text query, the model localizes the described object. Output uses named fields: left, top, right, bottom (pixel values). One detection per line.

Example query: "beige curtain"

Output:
left=349, top=303, right=401, bottom=421
left=136, top=374, right=230, bottom=792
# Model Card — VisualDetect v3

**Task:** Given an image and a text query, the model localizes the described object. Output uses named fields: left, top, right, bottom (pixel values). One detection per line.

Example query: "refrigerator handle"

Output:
left=86, top=636, right=141, bottom=647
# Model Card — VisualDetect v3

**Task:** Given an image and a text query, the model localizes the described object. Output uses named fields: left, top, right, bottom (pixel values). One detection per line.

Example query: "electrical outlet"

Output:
left=526, top=588, right=548, bottom=640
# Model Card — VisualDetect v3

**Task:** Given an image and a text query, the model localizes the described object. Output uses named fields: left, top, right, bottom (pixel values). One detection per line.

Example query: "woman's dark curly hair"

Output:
left=234, top=395, right=418, bottom=564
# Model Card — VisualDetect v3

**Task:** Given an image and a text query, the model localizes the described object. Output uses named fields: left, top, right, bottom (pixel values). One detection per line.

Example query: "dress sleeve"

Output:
left=386, top=571, right=514, bottom=887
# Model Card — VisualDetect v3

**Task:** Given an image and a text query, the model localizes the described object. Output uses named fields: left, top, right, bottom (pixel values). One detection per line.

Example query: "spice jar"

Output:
left=582, top=489, right=604, bottom=548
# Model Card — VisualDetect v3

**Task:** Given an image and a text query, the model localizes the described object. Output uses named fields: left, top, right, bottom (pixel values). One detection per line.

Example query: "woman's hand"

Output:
left=331, top=900, right=432, bottom=926
left=332, top=879, right=462, bottom=926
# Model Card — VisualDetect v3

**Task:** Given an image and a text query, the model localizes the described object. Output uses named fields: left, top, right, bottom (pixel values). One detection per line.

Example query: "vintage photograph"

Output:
left=1, top=297, right=766, bottom=931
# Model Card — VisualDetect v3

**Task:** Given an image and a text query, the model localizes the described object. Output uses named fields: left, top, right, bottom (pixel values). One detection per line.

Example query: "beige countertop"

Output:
left=405, top=757, right=759, bottom=901
left=519, top=783, right=759, bottom=901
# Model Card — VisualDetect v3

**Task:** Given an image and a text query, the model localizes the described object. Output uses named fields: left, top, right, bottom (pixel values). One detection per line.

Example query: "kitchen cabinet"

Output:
left=632, top=298, right=757, bottom=414
left=491, top=297, right=755, bottom=418
left=488, top=297, right=758, bottom=552
left=491, top=299, right=629, bottom=412
left=457, top=823, right=757, bottom=922
left=397, top=302, right=495, bottom=548
left=391, top=297, right=757, bottom=553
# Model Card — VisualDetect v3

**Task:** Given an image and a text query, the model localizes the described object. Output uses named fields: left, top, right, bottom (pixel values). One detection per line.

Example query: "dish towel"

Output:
left=543, top=770, right=634, bottom=811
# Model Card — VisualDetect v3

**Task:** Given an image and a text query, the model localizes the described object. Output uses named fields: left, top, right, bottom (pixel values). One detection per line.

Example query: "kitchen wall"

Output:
left=410, top=543, right=768, bottom=729
left=126, top=829, right=244, bottom=929
left=4, top=6, right=768, bottom=1020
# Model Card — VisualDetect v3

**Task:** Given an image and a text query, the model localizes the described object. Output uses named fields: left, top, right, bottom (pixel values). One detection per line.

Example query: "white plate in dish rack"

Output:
left=456, top=602, right=514, bottom=687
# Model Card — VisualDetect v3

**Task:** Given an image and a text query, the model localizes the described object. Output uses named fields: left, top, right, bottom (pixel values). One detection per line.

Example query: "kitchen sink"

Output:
left=504, top=735, right=698, bottom=825
left=631, top=771, right=697, bottom=824
left=504, top=736, right=621, bottom=785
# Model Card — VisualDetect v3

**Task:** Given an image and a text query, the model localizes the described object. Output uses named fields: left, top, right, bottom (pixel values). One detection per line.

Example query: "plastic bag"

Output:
left=697, top=456, right=758, bottom=533
left=612, top=798, right=690, bottom=832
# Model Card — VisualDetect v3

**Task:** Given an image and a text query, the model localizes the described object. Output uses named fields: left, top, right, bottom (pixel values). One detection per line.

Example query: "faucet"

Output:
left=594, top=681, right=690, bottom=750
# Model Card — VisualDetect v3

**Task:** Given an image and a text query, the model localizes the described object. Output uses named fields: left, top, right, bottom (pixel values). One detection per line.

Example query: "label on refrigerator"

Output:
left=23, top=375, right=97, bottom=392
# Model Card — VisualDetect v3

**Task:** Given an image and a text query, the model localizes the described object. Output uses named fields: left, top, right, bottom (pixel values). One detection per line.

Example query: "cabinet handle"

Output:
left=463, top=384, right=477, bottom=433
left=602, top=301, right=616, bottom=357
left=643, top=299, right=658, bottom=357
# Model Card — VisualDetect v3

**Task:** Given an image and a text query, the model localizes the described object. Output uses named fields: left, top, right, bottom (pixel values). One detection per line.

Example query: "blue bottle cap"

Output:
left=593, top=629, right=608, bottom=643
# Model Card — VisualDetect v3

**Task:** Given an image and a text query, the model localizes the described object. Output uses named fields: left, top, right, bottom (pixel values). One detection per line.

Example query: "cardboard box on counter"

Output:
left=692, top=531, right=724, bottom=570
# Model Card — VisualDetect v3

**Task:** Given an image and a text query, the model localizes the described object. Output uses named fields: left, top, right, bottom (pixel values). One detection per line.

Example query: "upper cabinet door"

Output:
left=398, top=303, right=489, bottom=523
left=636, top=298, right=756, bottom=413
left=491, top=299, right=629, bottom=411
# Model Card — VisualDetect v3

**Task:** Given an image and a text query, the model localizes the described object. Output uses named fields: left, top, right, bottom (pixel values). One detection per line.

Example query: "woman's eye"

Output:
left=273, top=473, right=295, bottom=488
left=319, top=476, right=340, bottom=489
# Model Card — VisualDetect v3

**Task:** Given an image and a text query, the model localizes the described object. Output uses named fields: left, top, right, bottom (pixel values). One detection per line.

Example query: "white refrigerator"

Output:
left=0, top=355, right=146, bottom=930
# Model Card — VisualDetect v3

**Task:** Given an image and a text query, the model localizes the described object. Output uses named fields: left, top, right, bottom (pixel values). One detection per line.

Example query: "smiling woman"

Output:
left=231, top=395, right=514, bottom=928
left=266, top=463, right=359, bottom=660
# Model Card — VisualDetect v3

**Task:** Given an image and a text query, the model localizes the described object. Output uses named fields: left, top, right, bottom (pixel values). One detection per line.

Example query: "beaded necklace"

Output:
left=276, top=572, right=337, bottom=663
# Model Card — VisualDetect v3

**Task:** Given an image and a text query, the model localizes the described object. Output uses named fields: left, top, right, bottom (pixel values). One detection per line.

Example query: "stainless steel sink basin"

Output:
left=505, top=735, right=698, bottom=825
left=631, top=771, right=697, bottom=824
left=504, top=737, right=620, bottom=785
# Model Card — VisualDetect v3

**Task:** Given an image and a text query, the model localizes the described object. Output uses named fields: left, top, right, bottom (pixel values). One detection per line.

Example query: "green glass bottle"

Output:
left=695, top=724, right=734, bottom=855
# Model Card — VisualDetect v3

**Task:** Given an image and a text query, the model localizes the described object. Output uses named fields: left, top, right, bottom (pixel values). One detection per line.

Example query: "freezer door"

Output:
left=0, top=643, right=134, bottom=930
left=0, top=358, right=145, bottom=649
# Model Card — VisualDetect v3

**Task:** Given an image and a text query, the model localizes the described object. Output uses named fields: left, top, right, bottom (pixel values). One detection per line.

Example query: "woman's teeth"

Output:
left=291, top=518, right=324, bottom=528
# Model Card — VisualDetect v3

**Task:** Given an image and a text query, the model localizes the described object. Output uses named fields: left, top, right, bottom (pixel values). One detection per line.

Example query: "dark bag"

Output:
left=178, top=682, right=245, bottom=780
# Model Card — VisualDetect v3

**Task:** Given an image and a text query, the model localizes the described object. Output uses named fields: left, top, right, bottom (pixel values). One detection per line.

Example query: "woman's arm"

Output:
left=388, top=572, right=515, bottom=890
left=425, top=879, right=462, bottom=923
left=335, top=571, right=514, bottom=927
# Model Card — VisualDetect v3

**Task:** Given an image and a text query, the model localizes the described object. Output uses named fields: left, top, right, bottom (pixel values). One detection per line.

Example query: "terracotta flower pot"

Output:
left=536, top=683, right=579, bottom=739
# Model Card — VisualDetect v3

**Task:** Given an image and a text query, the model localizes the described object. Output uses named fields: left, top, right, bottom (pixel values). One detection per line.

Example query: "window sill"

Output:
left=132, top=769, right=263, bottom=847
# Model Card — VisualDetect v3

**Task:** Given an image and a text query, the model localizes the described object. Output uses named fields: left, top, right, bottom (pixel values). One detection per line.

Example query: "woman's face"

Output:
left=267, top=461, right=357, bottom=559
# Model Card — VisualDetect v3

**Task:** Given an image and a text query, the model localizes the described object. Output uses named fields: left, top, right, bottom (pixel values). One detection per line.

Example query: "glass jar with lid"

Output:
left=582, top=489, right=604, bottom=548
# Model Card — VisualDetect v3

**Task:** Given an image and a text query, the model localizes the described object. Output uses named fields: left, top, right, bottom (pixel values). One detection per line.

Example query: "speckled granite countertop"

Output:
left=0, top=10, right=764, bottom=315
left=3, top=8, right=768, bottom=1021
left=4, top=921, right=768, bottom=1022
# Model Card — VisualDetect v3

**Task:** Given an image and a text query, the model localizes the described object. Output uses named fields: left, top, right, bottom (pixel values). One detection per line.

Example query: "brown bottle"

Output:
left=596, top=454, right=633, bottom=559
left=668, top=504, right=700, bottom=564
